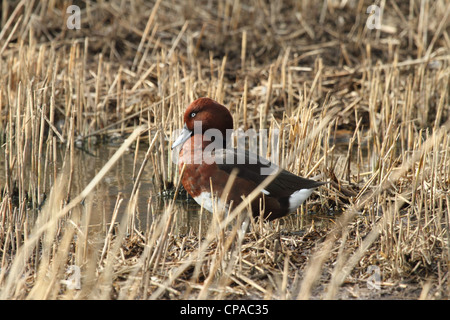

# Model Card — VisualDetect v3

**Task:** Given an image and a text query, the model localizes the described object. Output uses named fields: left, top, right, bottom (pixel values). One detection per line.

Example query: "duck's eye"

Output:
left=190, top=112, right=197, bottom=118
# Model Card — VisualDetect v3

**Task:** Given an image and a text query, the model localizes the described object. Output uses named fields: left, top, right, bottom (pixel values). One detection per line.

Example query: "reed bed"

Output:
left=0, top=0, right=449, bottom=299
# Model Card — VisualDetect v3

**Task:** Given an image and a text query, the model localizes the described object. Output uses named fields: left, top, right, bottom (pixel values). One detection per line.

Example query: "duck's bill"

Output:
left=171, top=124, right=192, bottom=149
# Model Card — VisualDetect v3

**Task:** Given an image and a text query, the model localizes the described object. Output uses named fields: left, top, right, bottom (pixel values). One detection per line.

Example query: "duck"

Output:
left=171, top=97, right=326, bottom=221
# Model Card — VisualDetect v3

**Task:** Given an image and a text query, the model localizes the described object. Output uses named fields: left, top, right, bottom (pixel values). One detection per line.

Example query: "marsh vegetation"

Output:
left=0, top=0, right=449, bottom=299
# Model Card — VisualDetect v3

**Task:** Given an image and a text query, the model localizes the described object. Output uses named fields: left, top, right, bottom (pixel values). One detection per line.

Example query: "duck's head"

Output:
left=172, top=97, right=233, bottom=149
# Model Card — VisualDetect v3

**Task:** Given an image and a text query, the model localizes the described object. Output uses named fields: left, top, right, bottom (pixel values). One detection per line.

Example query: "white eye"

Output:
left=190, top=112, right=196, bottom=118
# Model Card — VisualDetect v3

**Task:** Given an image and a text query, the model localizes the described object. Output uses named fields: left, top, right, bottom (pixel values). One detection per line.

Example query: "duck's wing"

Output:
left=215, top=148, right=326, bottom=198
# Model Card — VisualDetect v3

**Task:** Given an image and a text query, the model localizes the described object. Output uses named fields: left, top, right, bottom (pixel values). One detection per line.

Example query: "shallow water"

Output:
left=0, top=142, right=211, bottom=235
left=0, top=138, right=344, bottom=235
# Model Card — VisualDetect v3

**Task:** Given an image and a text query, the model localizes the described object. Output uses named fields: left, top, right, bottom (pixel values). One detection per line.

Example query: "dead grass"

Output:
left=0, top=0, right=449, bottom=299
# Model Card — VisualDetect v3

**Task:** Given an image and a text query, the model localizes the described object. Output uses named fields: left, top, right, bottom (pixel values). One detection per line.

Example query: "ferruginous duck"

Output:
left=172, top=97, right=326, bottom=221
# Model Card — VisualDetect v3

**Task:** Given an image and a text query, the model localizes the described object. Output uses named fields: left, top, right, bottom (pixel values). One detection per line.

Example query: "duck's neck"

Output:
left=201, top=129, right=232, bottom=149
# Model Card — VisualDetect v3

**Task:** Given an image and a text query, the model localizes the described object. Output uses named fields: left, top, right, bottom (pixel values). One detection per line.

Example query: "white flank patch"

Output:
left=288, top=188, right=314, bottom=212
left=194, top=192, right=228, bottom=214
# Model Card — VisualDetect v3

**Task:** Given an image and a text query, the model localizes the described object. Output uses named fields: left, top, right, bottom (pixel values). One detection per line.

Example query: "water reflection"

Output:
left=72, top=144, right=215, bottom=234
